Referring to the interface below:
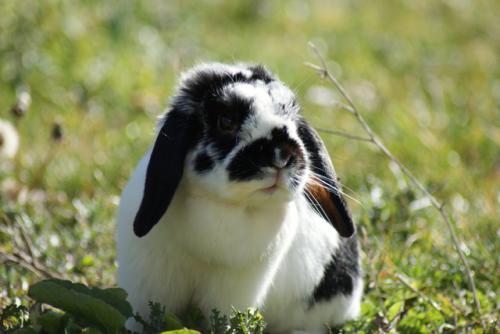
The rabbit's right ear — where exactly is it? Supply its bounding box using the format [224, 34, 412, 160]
[297, 118, 355, 238]
[133, 109, 198, 237]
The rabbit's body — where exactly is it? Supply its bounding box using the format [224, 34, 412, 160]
[116, 63, 362, 333]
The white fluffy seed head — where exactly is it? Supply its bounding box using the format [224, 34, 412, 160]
[0, 119, 19, 159]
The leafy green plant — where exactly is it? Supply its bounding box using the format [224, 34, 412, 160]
[209, 309, 266, 334]
[28, 279, 132, 333]
[133, 301, 267, 334]
[1, 279, 268, 334]
[0, 304, 30, 332]
[133, 301, 190, 334]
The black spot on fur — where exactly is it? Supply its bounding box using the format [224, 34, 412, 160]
[271, 127, 290, 142]
[297, 118, 324, 169]
[227, 127, 304, 181]
[227, 138, 272, 180]
[194, 152, 215, 173]
[180, 71, 249, 104]
[311, 236, 360, 304]
[248, 65, 274, 83]
[204, 93, 254, 158]
[178, 65, 273, 106]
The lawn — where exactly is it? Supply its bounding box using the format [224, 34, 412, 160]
[0, 0, 498, 333]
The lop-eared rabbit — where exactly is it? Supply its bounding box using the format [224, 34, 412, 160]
[116, 63, 362, 333]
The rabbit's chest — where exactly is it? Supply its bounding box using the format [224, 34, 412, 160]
[163, 193, 298, 267]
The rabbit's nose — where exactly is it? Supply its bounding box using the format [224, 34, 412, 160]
[273, 147, 293, 169]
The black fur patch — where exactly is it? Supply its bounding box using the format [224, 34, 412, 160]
[194, 152, 215, 173]
[297, 118, 326, 171]
[248, 65, 274, 83]
[179, 65, 274, 105]
[227, 127, 304, 181]
[227, 138, 273, 180]
[204, 93, 254, 159]
[311, 236, 360, 304]
[180, 70, 249, 104]
[271, 127, 290, 143]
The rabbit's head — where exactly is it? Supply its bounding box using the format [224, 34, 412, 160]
[133, 63, 354, 238]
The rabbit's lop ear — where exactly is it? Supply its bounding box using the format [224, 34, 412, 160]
[133, 109, 197, 237]
[298, 118, 355, 238]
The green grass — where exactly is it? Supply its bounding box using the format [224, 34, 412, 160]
[1, 0, 498, 332]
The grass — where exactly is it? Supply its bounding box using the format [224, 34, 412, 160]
[1, 0, 499, 332]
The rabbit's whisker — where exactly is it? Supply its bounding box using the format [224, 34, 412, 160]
[308, 173, 361, 205]
[308, 165, 361, 198]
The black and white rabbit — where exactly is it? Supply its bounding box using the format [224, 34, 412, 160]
[116, 63, 362, 333]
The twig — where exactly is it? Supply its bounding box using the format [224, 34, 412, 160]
[17, 215, 35, 260]
[395, 273, 444, 314]
[0, 250, 55, 279]
[316, 128, 372, 142]
[0, 214, 60, 280]
[306, 42, 484, 328]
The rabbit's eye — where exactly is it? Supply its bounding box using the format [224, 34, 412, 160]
[218, 114, 238, 133]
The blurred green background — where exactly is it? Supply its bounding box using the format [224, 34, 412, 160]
[1, 0, 498, 332]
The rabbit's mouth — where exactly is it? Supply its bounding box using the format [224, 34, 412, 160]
[257, 168, 297, 196]
[260, 169, 281, 194]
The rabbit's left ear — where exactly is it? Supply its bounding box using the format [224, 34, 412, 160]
[133, 109, 198, 237]
[297, 118, 355, 238]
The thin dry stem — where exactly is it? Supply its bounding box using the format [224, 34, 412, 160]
[18, 216, 35, 260]
[0, 250, 56, 279]
[0, 214, 59, 280]
[307, 42, 484, 327]
[316, 128, 372, 142]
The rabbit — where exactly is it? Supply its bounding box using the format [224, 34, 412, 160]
[116, 63, 362, 333]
